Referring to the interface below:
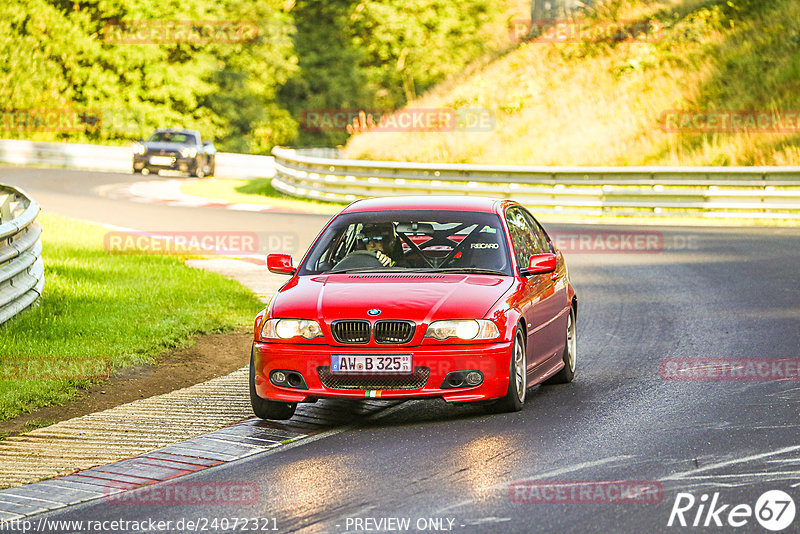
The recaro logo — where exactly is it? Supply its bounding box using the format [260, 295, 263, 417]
[668, 490, 796, 531]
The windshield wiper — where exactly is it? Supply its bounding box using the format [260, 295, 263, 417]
[327, 267, 399, 274]
[409, 267, 510, 276]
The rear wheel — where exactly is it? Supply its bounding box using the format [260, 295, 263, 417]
[544, 307, 576, 385]
[249, 347, 296, 420]
[488, 327, 527, 413]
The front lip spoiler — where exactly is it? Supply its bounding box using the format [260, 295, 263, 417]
[262, 385, 496, 403]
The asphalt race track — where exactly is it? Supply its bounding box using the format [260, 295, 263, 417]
[0, 167, 330, 254]
[3, 166, 800, 533]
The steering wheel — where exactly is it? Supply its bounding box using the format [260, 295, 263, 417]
[330, 250, 383, 272]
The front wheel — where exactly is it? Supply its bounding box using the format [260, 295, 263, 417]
[487, 327, 527, 413]
[544, 307, 576, 385]
[249, 347, 296, 420]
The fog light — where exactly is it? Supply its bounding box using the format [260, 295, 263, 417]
[447, 375, 464, 388]
[442, 370, 484, 389]
[465, 371, 483, 385]
[269, 370, 309, 389]
[287, 374, 302, 388]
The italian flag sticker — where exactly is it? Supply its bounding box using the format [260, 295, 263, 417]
[365, 390, 382, 398]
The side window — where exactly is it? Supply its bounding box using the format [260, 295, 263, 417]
[506, 208, 543, 269]
[521, 209, 551, 252]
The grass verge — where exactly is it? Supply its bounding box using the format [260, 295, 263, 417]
[0, 213, 263, 421]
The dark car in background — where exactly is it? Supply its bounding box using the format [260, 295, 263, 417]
[132, 128, 216, 177]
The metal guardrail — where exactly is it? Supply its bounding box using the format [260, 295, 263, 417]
[0, 139, 275, 179]
[3, 139, 798, 219]
[0, 184, 43, 325]
[271, 147, 800, 219]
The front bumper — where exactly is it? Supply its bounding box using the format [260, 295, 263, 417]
[252, 341, 513, 403]
[133, 154, 197, 172]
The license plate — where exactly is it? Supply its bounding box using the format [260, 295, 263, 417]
[149, 156, 173, 165]
[331, 354, 412, 374]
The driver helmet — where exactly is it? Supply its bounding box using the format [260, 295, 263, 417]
[357, 222, 396, 247]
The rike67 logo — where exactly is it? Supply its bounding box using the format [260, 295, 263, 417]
[668, 490, 796, 531]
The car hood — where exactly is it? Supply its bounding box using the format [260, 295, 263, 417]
[271, 273, 514, 324]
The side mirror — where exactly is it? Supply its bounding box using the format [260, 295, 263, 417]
[267, 254, 295, 275]
[522, 253, 557, 275]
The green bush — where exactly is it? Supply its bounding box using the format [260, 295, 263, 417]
[0, 0, 517, 152]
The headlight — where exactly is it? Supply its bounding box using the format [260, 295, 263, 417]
[424, 319, 500, 341]
[180, 147, 198, 158]
[261, 318, 322, 340]
[133, 143, 145, 155]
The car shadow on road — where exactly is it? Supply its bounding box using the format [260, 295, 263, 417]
[352, 384, 566, 430]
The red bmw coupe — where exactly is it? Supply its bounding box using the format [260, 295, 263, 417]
[250, 197, 577, 419]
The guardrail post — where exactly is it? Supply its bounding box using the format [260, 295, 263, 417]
[0, 193, 13, 223]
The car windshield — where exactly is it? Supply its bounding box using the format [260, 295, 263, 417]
[299, 209, 512, 276]
[147, 132, 197, 144]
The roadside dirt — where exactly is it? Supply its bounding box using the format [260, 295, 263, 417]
[0, 330, 252, 437]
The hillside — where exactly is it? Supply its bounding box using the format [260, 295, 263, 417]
[343, 0, 800, 166]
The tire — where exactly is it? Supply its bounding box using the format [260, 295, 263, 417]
[193, 165, 205, 178]
[249, 347, 296, 420]
[544, 306, 577, 385]
[488, 326, 527, 413]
